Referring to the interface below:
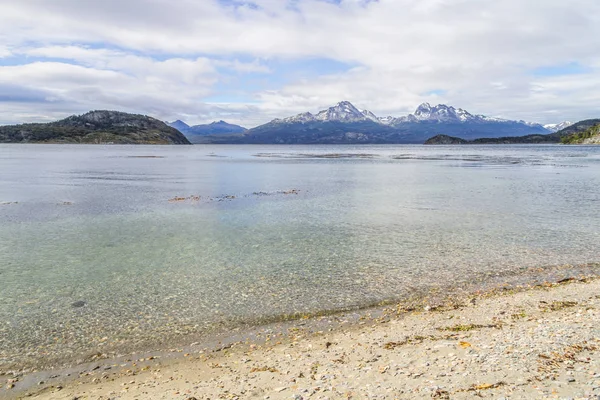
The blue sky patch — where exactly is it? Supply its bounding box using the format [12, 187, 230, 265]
[531, 62, 590, 77]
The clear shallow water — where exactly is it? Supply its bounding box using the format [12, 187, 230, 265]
[1, 144, 599, 370]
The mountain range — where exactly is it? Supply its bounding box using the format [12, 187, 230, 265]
[167, 120, 247, 143]
[194, 101, 572, 144]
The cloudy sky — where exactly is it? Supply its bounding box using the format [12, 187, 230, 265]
[1, 0, 599, 127]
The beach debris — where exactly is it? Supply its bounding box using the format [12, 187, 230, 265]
[168, 196, 187, 203]
[539, 300, 578, 312]
[468, 382, 506, 391]
[249, 366, 278, 373]
[459, 341, 472, 348]
[538, 342, 598, 375]
[384, 340, 407, 350]
[383, 333, 457, 349]
[439, 323, 502, 332]
[214, 343, 233, 352]
[0, 201, 18, 205]
[432, 388, 450, 399]
[5, 378, 19, 390]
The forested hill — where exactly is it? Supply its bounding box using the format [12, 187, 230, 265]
[0, 111, 191, 144]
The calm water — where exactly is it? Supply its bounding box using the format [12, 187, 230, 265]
[1, 144, 599, 369]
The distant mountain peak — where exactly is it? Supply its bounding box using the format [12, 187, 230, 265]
[408, 103, 477, 123]
[544, 121, 573, 133]
[279, 112, 316, 124]
[360, 109, 380, 122]
[315, 101, 370, 123]
[168, 119, 191, 132]
[336, 100, 355, 108]
[167, 119, 246, 139]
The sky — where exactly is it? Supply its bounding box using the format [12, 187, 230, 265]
[0, 0, 599, 128]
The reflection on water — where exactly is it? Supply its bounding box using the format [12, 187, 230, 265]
[0, 143, 599, 369]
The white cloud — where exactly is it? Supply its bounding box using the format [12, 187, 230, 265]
[0, 46, 11, 58]
[0, 0, 599, 126]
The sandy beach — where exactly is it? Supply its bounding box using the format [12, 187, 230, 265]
[4, 276, 599, 400]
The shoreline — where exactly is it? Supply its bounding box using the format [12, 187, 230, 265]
[2, 263, 599, 373]
[2, 264, 600, 399]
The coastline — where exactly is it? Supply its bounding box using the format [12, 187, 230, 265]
[3, 265, 600, 399]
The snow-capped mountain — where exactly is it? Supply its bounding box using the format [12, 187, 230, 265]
[360, 109, 380, 123]
[387, 103, 549, 129]
[277, 112, 317, 124]
[385, 103, 490, 125]
[273, 101, 537, 127]
[406, 103, 478, 123]
[274, 101, 376, 124]
[544, 121, 573, 133]
[377, 116, 395, 125]
[230, 100, 564, 144]
[315, 101, 371, 123]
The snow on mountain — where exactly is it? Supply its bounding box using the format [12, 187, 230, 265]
[544, 121, 573, 133]
[407, 103, 478, 123]
[360, 109, 380, 123]
[267, 101, 552, 134]
[276, 112, 316, 124]
[315, 101, 370, 123]
[455, 107, 477, 122]
[377, 116, 395, 125]
[518, 120, 546, 129]
[478, 115, 508, 123]
[273, 102, 375, 124]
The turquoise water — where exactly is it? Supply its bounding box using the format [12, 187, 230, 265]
[1, 144, 599, 370]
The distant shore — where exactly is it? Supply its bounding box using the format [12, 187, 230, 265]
[4, 267, 600, 399]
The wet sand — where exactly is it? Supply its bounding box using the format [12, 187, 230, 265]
[4, 275, 600, 399]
